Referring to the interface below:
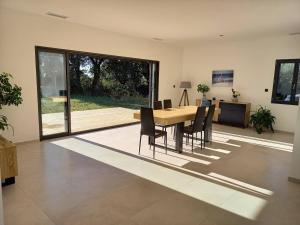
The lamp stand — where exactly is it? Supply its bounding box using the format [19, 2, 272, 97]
[179, 89, 189, 106]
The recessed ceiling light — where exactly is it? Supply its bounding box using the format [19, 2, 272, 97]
[46, 11, 68, 19]
[289, 32, 300, 36]
[152, 37, 164, 41]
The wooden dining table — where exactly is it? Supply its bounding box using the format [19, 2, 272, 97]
[133, 105, 220, 153]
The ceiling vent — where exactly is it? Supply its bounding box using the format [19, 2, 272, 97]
[46, 11, 68, 19]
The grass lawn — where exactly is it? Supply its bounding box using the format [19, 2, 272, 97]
[41, 95, 148, 114]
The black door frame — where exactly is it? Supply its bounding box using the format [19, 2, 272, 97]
[35, 47, 70, 140]
[35, 46, 159, 140]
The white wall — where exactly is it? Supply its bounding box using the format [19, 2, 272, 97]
[1, 7, 299, 142]
[290, 103, 300, 180]
[0, 8, 183, 143]
[182, 35, 300, 132]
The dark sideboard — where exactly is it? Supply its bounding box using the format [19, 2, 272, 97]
[219, 101, 251, 128]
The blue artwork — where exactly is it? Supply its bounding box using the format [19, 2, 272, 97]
[212, 70, 234, 87]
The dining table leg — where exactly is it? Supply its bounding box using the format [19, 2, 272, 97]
[175, 122, 184, 153]
[205, 124, 212, 142]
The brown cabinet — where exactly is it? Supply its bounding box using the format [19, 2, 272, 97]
[0, 136, 18, 186]
[219, 101, 251, 128]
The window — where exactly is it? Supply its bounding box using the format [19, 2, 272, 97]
[36, 46, 159, 139]
[272, 59, 300, 105]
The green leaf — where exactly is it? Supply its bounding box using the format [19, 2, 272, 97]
[0, 72, 22, 133]
[250, 106, 276, 134]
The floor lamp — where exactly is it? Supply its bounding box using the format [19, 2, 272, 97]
[179, 81, 191, 106]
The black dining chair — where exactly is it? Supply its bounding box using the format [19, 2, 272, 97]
[183, 106, 206, 152]
[202, 104, 216, 148]
[154, 100, 171, 135]
[154, 101, 163, 110]
[139, 107, 167, 158]
[163, 99, 172, 109]
[163, 99, 175, 136]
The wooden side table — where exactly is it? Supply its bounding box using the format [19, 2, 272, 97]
[0, 136, 18, 186]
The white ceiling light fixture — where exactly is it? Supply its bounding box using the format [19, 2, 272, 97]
[152, 37, 164, 41]
[289, 32, 300, 36]
[46, 11, 68, 19]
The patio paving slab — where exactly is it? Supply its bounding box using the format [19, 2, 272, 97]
[42, 107, 139, 135]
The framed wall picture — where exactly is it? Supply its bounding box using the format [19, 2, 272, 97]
[212, 70, 234, 87]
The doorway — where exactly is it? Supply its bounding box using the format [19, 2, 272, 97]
[36, 47, 159, 140]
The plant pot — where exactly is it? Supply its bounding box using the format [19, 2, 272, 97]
[201, 94, 210, 106]
[232, 97, 238, 103]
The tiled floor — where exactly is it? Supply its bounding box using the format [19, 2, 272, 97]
[2, 124, 300, 225]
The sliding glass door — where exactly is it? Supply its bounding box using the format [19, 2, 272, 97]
[37, 50, 69, 137]
[69, 53, 153, 132]
[36, 47, 159, 139]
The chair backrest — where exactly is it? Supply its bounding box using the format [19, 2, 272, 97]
[204, 104, 216, 130]
[163, 99, 172, 109]
[153, 101, 162, 110]
[192, 106, 206, 132]
[140, 107, 155, 136]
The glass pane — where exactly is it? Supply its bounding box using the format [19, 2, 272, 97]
[38, 51, 68, 136]
[68, 53, 151, 132]
[296, 63, 300, 103]
[275, 63, 295, 102]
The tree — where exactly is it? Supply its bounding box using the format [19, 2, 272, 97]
[102, 59, 149, 97]
[69, 54, 85, 95]
[89, 57, 105, 96]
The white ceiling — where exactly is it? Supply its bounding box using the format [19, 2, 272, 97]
[1, 0, 300, 44]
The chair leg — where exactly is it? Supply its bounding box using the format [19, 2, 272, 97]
[200, 132, 203, 149]
[204, 132, 206, 148]
[165, 134, 168, 154]
[153, 138, 155, 158]
[139, 135, 142, 154]
[192, 133, 194, 153]
[173, 126, 176, 140]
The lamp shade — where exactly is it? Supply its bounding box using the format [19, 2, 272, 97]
[180, 81, 191, 89]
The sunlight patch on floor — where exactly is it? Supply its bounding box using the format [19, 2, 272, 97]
[52, 138, 268, 220]
[208, 172, 273, 196]
[205, 146, 231, 154]
[212, 138, 241, 147]
[191, 152, 221, 160]
[78, 134, 211, 167]
[213, 131, 293, 152]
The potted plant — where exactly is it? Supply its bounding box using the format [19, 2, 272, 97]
[250, 106, 276, 134]
[232, 89, 240, 102]
[197, 84, 210, 98]
[0, 72, 22, 185]
[197, 84, 210, 106]
[0, 72, 23, 135]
